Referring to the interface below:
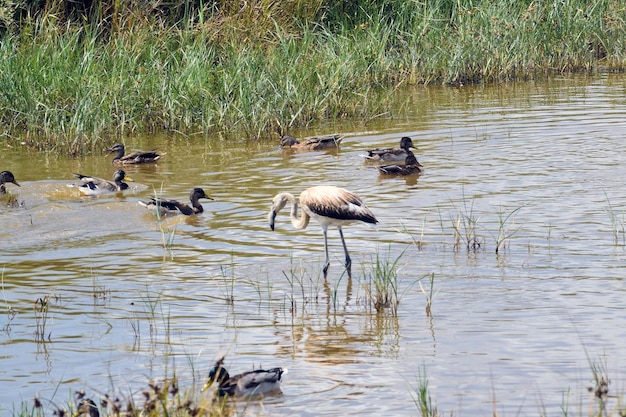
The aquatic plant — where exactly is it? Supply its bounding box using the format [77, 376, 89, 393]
[418, 273, 438, 318]
[362, 247, 405, 316]
[1, 0, 625, 154]
[449, 194, 482, 252]
[410, 365, 439, 417]
[26, 378, 232, 417]
[603, 190, 625, 246]
[491, 205, 524, 254]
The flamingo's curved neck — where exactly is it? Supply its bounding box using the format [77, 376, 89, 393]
[285, 193, 310, 230]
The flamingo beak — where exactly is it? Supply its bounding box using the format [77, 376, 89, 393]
[269, 209, 277, 230]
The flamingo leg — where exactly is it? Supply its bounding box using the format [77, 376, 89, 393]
[322, 229, 330, 279]
[338, 228, 352, 278]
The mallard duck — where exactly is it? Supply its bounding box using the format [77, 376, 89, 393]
[202, 357, 287, 397]
[73, 170, 134, 195]
[280, 134, 343, 151]
[74, 398, 99, 417]
[378, 152, 423, 175]
[0, 171, 20, 194]
[138, 187, 212, 216]
[106, 143, 161, 165]
[364, 136, 416, 162]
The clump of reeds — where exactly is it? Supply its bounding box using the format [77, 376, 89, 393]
[31, 378, 231, 417]
[410, 366, 439, 417]
[2, 1, 626, 154]
[362, 248, 404, 316]
[418, 273, 438, 318]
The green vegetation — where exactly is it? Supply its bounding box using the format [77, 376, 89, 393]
[0, 0, 625, 155]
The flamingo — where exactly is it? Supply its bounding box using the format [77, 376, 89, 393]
[268, 185, 377, 279]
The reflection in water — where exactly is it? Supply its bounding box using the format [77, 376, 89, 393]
[3, 74, 626, 415]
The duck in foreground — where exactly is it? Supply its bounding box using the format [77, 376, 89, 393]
[280, 134, 343, 151]
[202, 357, 287, 397]
[378, 152, 423, 176]
[138, 187, 212, 216]
[269, 185, 378, 279]
[364, 136, 416, 162]
[0, 171, 20, 194]
[106, 143, 161, 165]
[72, 170, 133, 195]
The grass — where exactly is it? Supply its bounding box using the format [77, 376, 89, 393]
[418, 273, 438, 318]
[603, 190, 625, 246]
[411, 365, 439, 417]
[449, 194, 482, 252]
[361, 247, 406, 316]
[491, 205, 525, 254]
[26, 377, 233, 417]
[0, 0, 625, 154]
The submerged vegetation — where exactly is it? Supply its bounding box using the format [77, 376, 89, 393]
[0, 0, 625, 154]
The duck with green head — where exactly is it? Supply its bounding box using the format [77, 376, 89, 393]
[202, 357, 287, 397]
[378, 152, 423, 176]
[72, 170, 134, 195]
[364, 136, 417, 162]
[0, 171, 20, 195]
[138, 188, 212, 216]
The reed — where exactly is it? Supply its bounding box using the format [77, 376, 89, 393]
[492, 205, 524, 254]
[362, 247, 405, 316]
[603, 191, 625, 246]
[410, 365, 439, 417]
[0, 0, 625, 154]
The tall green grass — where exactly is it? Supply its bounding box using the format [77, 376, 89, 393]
[1, 0, 625, 154]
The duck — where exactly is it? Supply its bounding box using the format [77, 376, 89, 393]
[364, 136, 416, 162]
[138, 187, 212, 216]
[202, 357, 287, 397]
[72, 170, 134, 195]
[378, 152, 423, 175]
[280, 134, 343, 151]
[0, 171, 20, 194]
[106, 143, 161, 165]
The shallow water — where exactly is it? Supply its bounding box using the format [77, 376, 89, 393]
[2, 73, 626, 415]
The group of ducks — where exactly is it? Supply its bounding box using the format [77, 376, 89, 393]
[3, 135, 421, 401]
[281, 134, 423, 176]
[69, 144, 212, 215]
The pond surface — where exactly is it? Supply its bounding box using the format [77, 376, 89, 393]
[2, 73, 626, 416]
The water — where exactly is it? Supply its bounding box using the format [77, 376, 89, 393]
[2, 73, 626, 416]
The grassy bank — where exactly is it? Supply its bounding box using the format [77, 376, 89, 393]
[0, 0, 625, 155]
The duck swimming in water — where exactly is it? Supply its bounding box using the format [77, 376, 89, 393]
[378, 152, 423, 176]
[0, 171, 20, 194]
[202, 357, 287, 397]
[72, 170, 133, 195]
[280, 134, 343, 151]
[106, 143, 162, 165]
[138, 187, 212, 216]
[364, 136, 416, 162]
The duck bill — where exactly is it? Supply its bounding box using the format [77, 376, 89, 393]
[12, 180, 20, 187]
[201, 381, 213, 392]
[124, 176, 135, 182]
